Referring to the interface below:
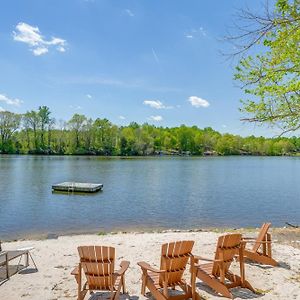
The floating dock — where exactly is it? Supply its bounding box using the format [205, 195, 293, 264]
[52, 182, 103, 193]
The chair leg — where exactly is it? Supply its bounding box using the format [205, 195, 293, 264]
[141, 274, 147, 295]
[78, 291, 83, 300]
[182, 283, 193, 299]
[114, 280, 123, 300]
[77, 264, 82, 300]
[122, 275, 126, 293]
[78, 289, 88, 300]
[226, 272, 256, 294]
[163, 281, 168, 298]
[190, 259, 197, 300]
[26, 252, 29, 268]
[267, 233, 272, 258]
[110, 290, 116, 300]
[28, 252, 38, 270]
[242, 279, 256, 293]
[16, 255, 22, 272]
[5, 253, 9, 279]
[146, 278, 168, 300]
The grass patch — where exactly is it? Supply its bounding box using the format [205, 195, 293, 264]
[210, 228, 237, 233]
[290, 273, 300, 282]
[255, 288, 272, 295]
[98, 231, 107, 236]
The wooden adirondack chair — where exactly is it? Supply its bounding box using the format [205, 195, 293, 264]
[193, 234, 255, 299]
[71, 246, 130, 300]
[242, 223, 277, 266]
[137, 240, 195, 300]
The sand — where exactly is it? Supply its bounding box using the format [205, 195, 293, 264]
[0, 230, 300, 300]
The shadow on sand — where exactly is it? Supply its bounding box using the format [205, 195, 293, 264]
[195, 282, 264, 299]
[86, 292, 138, 300]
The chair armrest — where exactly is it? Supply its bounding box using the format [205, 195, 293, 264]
[137, 261, 166, 273]
[194, 255, 214, 263]
[0, 251, 8, 257]
[243, 239, 271, 245]
[115, 260, 130, 276]
[71, 266, 79, 276]
[212, 259, 224, 264]
[195, 258, 223, 269]
[255, 240, 272, 244]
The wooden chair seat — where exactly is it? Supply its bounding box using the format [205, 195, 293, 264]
[147, 271, 187, 289]
[195, 263, 213, 274]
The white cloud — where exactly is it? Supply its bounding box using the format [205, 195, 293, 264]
[119, 115, 126, 120]
[143, 100, 173, 109]
[124, 9, 134, 17]
[185, 27, 207, 39]
[0, 106, 5, 112]
[144, 100, 164, 109]
[222, 124, 227, 128]
[13, 22, 67, 56]
[86, 94, 92, 99]
[185, 34, 194, 39]
[57, 46, 66, 52]
[49, 37, 65, 45]
[198, 27, 207, 36]
[13, 23, 42, 46]
[148, 115, 163, 122]
[0, 94, 23, 106]
[33, 47, 48, 56]
[152, 48, 160, 64]
[188, 96, 210, 108]
[69, 105, 82, 110]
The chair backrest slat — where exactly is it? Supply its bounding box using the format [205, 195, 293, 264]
[159, 240, 194, 286]
[252, 223, 271, 253]
[212, 234, 242, 276]
[78, 246, 115, 290]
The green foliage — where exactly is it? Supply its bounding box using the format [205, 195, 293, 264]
[0, 111, 21, 153]
[38, 106, 53, 149]
[1, 108, 300, 156]
[235, 0, 300, 134]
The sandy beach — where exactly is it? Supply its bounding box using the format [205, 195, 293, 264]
[0, 229, 300, 300]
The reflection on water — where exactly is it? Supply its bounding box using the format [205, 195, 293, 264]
[0, 155, 299, 239]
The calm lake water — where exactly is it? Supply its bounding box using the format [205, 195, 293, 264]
[0, 155, 299, 240]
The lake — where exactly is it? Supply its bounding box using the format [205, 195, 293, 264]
[0, 155, 299, 240]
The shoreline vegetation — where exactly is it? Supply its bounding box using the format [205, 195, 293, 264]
[1, 107, 300, 157]
[4, 227, 300, 249]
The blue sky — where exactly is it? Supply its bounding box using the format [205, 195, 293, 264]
[0, 0, 274, 136]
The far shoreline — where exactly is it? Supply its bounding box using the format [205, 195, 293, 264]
[1, 153, 300, 157]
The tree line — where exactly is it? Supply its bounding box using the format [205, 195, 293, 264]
[0, 106, 299, 156]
